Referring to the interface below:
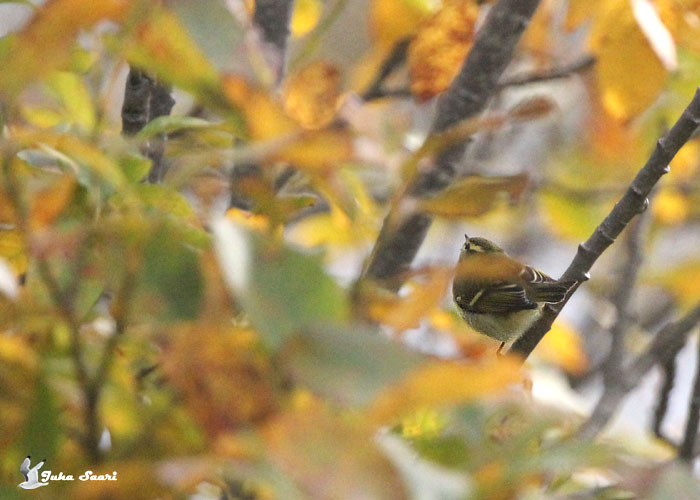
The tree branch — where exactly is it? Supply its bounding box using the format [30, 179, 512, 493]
[511, 87, 700, 358]
[253, 0, 295, 85]
[363, 0, 542, 288]
[578, 303, 700, 439]
[121, 67, 175, 183]
[680, 337, 700, 461]
[496, 55, 595, 88]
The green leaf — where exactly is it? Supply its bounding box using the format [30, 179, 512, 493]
[21, 371, 60, 465]
[280, 325, 422, 406]
[213, 220, 349, 350]
[170, 0, 243, 70]
[120, 153, 151, 183]
[143, 227, 203, 320]
[135, 184, 198, 222]
[136, 116, 217, 141]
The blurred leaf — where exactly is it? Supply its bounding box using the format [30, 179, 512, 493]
[589, 0, 670, 121]
[369, 358, 522, 425]
[650, 260, 700, 308]
[370, 0, 433, 49]
[0, 0, 130, 97]
[46, 71, 95, 132]
[29, 174, 75, 230]
[21, 371, 59, 464]
[143, 226, 203, 320]
[533, 320, 589, 375]
[419, 174, 528, 218]
[162, 325, 277, 436]
[291, 0, 322, 37]
[136, 116, 217, 141]
[213, 219, 349, 350]
[0, 230, 26, 275]
[134, 184, 198, 223]
[652, 186, 689, 225]
[169, 0, 243, 69]
[120, 153, 151, 184]
[283, 61, 342, 129]
[262, 397, 408, 499]
[539, 187, 614, 241]
[642, 462, 700, 499]
[364, 267, 452, 332]
[408, 0, 479, 101]
[280, 325, 423, 407]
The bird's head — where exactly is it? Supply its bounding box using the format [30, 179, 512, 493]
[460, 235, 504, 258]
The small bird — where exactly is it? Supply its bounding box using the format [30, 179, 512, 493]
[453, 236, 575, 347]
[18, 456, 48, 489]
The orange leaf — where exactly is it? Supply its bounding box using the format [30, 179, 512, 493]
[284, 61, 342, 129]
[30, 175, 75, 230]
[534, 321, 589, 375]
[370, 0, 434, 49]
[366, 267, 452, 332]
[419, 174, 528, 218]
[369, 358, 522, 425]
[407, 0, 480, 101]
[0, 0, 131, 97]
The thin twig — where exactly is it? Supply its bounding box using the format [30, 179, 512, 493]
[652, 342, 682, 441]
[362, 38, 411, 101]
[496, 55, 595, 88]
[680, 337, 700, 460]
[363, 0, 543, 288]
[253, 0, 295, 85]
[512, 87, 700, 359]
[579, 303, 700, 439]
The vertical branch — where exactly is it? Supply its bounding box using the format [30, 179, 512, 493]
[512, 88, 700, 359]
[363, 0, 542, 288]
[230, 0, 295, 209]
[652, 344, 682, 440]
[680, 338, 700, 461]
[121, 67, 175, 183]
[253, 0, 295, 86]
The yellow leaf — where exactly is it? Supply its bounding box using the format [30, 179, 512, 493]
[370, 0, 434, 49]
[20, 106, 63, 129]
[650, 260, 700, 308]
[284, 61, 342, 129]
[223, 74, 297, 140]
[419, 174, 528, 218]
[653, 187, 689, 225]
[566, 0, 595, 31]
[0, 0, 131, 97]
[46, 71, 96, 132]
[281, 128, 353, 171]
[408, 0, 480, 101]
[539, 188, 613, 241]
[369, 358, 522, 424]
[589, 0, 668, 121]
[657, 0, 700, 54]
[669, 139, 700, 180]
[0, 230, 27, 275]
[121, 8, 220, 96]
[291, 0, 322, 37]
[366, 267, 452, 332]
[0, 334, 38, 372]
[534, 321, 589, 375]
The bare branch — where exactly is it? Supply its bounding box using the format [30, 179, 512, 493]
[512, 88, 700, 358]
[253, 0, 295, 85]
[579, 303, 700, 439]
[363, 0, 542, 287]
[680, 338, 700, 460]
[497, 55, 595, 88]
[121, 67, 175, 183]
[653, 344, 682, 441]
[362, 38, 411, 101]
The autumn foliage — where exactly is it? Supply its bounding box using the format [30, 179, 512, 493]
[2, 0, 700, 499]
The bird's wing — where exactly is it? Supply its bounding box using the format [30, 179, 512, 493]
[462, 283, 537, 314]
[28, 459, 45, 482]
[20, 457, 30, 481]
[520, 267, 575, 304]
